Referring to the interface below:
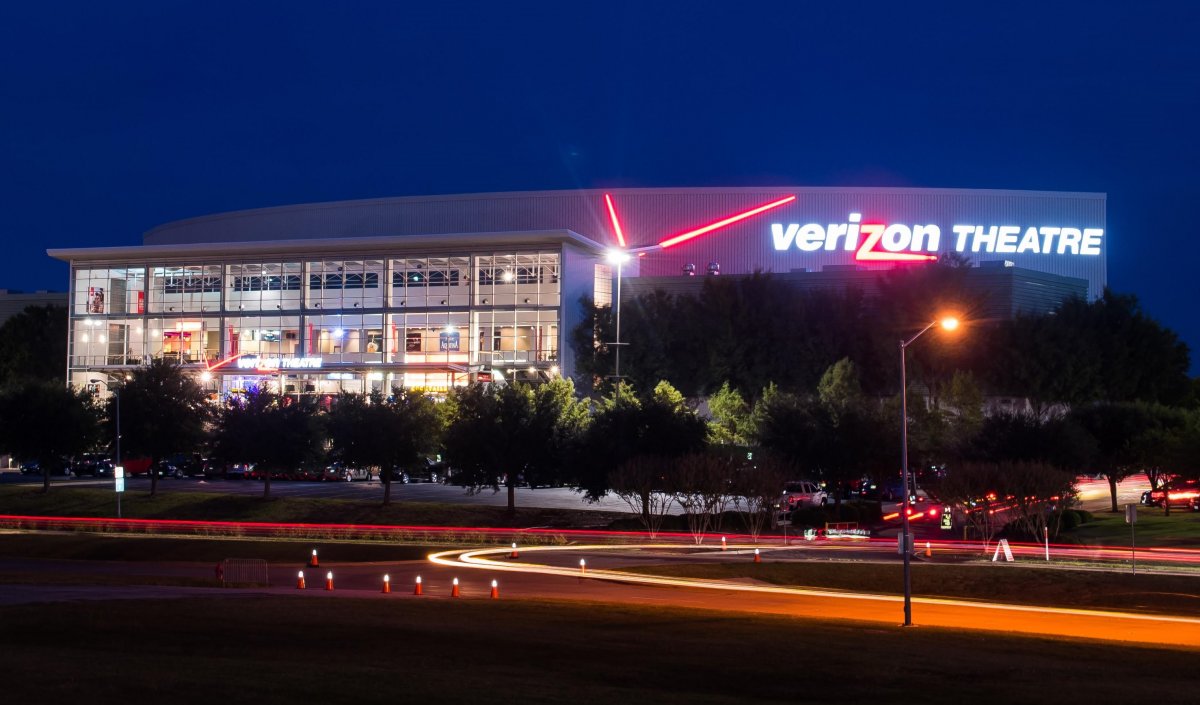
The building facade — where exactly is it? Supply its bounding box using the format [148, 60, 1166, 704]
[49, 187, 1105, 395]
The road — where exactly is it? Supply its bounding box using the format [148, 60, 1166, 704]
[1075, 473, 1150, 512]
[1, 546, 1196, 649]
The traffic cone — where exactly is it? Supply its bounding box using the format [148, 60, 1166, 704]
[325, 571, 334, 591]
[451, 578, 460, 597]
[296, 571, 306, 590]
[579, 559, 587, 574]
[925, 541, 932, 558]
[382, 574, 391, 594]
[721, 536, 727, 551]
[309, 549, 319, 567]
[510, 542, 519, 559]
[754, 548, 761, 563]
[413, 576, 423, 596]
[490, 580, 499, 599]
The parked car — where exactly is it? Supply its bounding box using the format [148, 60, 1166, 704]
[69, 453, 115, 477]
[781, 481, 828, 508]
[324, 463, 371, 482]
[403, 457, 446, 484]
[224, 463, 254, 479]
[158, 453, 208, 479]
[293, 465, 325, 482]
[21, 458, 72, 476]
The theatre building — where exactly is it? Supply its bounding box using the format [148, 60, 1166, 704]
[49, 187, 1105, 396]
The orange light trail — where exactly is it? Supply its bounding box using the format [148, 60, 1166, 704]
[429, 544, 1200, 647]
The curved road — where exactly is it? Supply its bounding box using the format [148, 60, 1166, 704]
[432, 544, 1200, 648]
[2, 542, 1196, 649]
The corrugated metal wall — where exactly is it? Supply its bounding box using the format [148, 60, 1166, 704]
[145, 187, 1106, 299]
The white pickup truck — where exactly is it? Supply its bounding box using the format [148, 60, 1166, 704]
[781, 480, 828, 508]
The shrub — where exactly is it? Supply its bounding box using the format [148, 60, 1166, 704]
[1059, 510, 1081, 531]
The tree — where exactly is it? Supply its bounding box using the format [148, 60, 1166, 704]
[962, 411, 1094, 473]
[577, 381, 708, 501]
[1069, 402, 1160, 512]
[608, 455, 676, 538]
[673, 452, 737, 543]
[111, 359, 210, 497]
[211, 388, 274, 495]
[936, 461, 1008, 549]
[1127, 405, 1193, 516]
[0, 305, 68, 386]
[259, 400, 325, 500]
[906, 370, 986, 472]
[730, 453, 792, 541]
[569, 295, 615, 392]
[983, 291, 1191, 407]
[527, 378, 589, 489]
[327, 389, 442, 505]
[0, 381, 101, 492]
[443, 382, 576, 512]
[813, 359, 894, 515]
[708, 382, 752, 446]
[211, 388, 325, 500]
[753, 366, 893, 518]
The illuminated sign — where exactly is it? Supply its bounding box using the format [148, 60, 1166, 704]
[771, 213, 1103, 262]
[439, 331, 460, 352]
[235, 356, 324, 371]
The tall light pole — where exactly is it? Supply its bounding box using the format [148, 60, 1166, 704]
[90, 374, 131, 466]
[899, 315, 959, 627]
[605, 249, 631, 382]
[90, 373, 131, 518]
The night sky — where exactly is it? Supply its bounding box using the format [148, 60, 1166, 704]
[2, 2, 1197, 372]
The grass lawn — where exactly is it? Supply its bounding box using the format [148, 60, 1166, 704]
[624, 561, 1200, 617]
[1067, 505, 1200, 547]
[0, 485, 624, 529]
[0, 596, 1192, 705]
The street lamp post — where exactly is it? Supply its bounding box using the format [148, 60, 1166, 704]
[898, 315, 959, 627]
[605, 249, 631, 381]
[90, 373, 131, 518]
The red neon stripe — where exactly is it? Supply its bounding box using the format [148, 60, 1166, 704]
[604, 193, 627, 248]
[206, 353, 245, 371]
[658, 195, 796, 249]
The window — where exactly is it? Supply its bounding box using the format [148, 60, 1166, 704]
[392, 269, 458, 287]
[233, 275, 301, 292]
[309, 272, 380, 290]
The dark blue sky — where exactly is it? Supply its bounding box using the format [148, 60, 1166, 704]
[2, 2, 1197, 372]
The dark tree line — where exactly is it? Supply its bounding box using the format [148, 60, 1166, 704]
[571, 263, 1193, 409]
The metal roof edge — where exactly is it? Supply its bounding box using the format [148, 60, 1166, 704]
[143, 187, 1107, 238]
[49, 229, 605, 262]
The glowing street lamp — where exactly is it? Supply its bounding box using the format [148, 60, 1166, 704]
[606, 248, 632, 381]
[898, 315, 961, 626]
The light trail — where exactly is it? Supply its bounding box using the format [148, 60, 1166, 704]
[4, 514, 1200, 569]
[430, 544, 1200, 625]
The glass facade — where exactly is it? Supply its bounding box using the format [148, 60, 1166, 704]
[67, 250, 563, 395]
